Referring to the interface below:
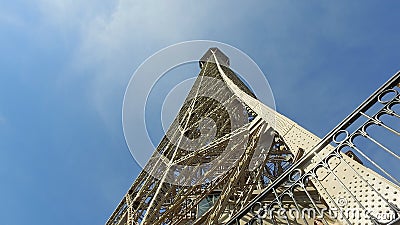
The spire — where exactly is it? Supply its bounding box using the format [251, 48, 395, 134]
[199, 47, 230, 69]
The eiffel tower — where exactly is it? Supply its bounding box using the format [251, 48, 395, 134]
[106, 48, 400, 225]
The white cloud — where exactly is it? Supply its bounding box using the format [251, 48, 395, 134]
[37, 0, 115, 28]
[33, 0, 384, 133]
[66, 0, 231, 128]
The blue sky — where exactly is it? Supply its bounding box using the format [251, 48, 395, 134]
[0, 1, 399, 225]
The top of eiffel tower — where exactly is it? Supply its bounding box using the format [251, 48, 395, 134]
[199, 47, 230, 69]
[198, 47, 257, 99]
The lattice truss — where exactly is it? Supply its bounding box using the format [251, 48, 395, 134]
[107, 48, 400, 225]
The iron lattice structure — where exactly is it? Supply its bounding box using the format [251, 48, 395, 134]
[107, 48, 400, 225]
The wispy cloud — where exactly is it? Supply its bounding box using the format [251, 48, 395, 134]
[33, 0, 399, 137]
[64, 0, 229, 128]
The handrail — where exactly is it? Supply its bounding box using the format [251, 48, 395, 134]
[226, 71, 400, 224]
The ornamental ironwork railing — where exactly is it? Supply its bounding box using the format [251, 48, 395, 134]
[227, 72, 400, 225]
